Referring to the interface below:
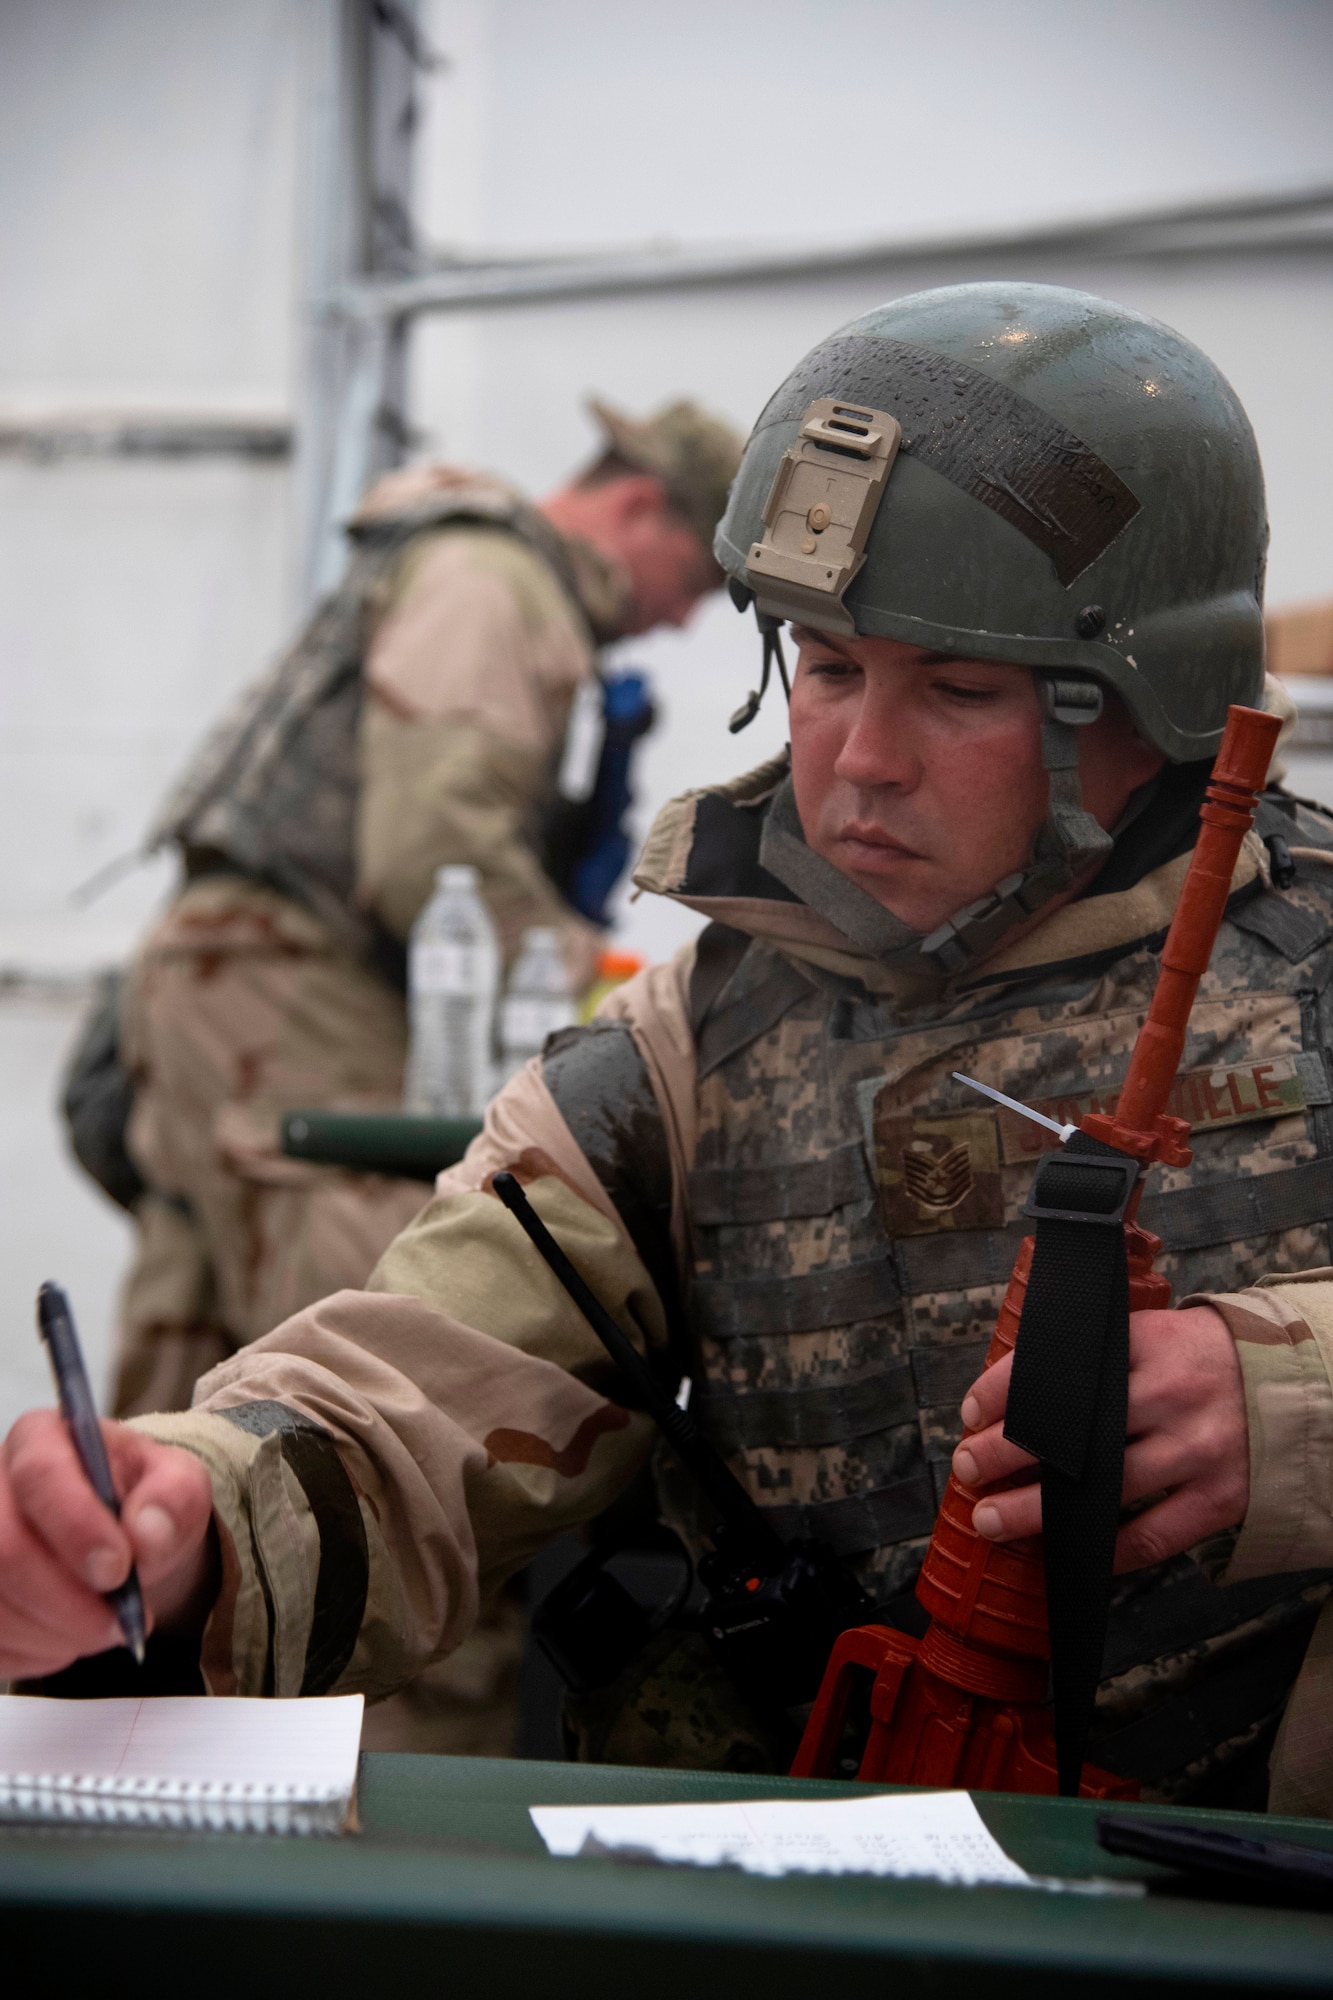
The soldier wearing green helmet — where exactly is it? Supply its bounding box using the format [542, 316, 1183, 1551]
[715, 279, 1271, 970]
[6, 283, 1333, 1820]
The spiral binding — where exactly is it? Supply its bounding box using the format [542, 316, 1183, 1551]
[0, 1773, 351, 1835]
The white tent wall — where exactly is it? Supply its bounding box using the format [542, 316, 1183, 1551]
[427, 0, 1333, 254]
[0, 0, 306, 1421]
[0, 0, 1330, 1420]
[0, 0, 304, 972]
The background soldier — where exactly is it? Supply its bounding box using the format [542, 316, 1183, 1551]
[13, 284, 1333, 1814]
[75, 397, 740, 1422]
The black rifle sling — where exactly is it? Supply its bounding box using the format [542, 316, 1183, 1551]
[1003, 1130, 1136, 1797]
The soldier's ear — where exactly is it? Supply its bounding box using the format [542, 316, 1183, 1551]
[607, 472, 671, 525]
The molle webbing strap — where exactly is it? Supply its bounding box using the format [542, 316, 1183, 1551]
[910, 1338, 991, 1409]
[759, 1470, 940, 1557]
[217, 1401, 369, 1697]
[689, 1141, 873, 1225]
[688, 922, 752, 1037]
[884, 1149, 1333, 1300]
[694, 1332, 992, 1473]
[1255, 792, 1333, 846]
[690, 1252, 900, 1340]
[896, 1225, 1027, 1297]
[758, 335, 1141, 584]
[1229, 892, 1333, 964]
[1092, 1596, 1329, 1783]
[695, 947, 815, 1082]
[1101, 1563, 1333, 1682]
[1141, 1154, 1333, 1252]
[1002, 1133, 1135, 1797]
[700, 1342, 993, 1452]
[697, 1362, 917, 1452]
[689, 1150, 1333, 1373]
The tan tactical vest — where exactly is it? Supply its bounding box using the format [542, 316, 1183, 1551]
[147, 485, 589, 957]
[683, 813, 1333, 1805]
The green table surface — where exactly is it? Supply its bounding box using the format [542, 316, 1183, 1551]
[2, 1755, 1332, 1998]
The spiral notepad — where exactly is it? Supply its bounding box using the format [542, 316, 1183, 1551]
[0, 1693, 364, 1835]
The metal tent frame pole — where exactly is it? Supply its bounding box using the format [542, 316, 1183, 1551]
[326, 181, 1333, 325]
[297, 0, 437, 606]
[294, 11, 1331, 613]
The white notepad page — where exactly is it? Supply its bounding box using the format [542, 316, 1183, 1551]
[531, 1789, 1031, 1885]
[0, 1694, 364, 1834]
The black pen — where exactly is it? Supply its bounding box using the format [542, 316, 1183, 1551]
[36, 1281, 146, 1664]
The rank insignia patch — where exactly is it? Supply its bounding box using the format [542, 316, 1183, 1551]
[902, 1137, 974, 1212]
[870, 1103, 1004, 1237]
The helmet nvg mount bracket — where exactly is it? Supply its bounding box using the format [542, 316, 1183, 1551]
[744, 398, 903, 635]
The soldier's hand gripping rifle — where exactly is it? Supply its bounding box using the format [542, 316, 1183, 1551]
[492, 1171, 873, 1710]
[792, 703, 1281, 1797]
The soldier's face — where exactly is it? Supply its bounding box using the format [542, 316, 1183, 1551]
[789, 628, 1164, 934]
[555, 471, 718, 634]
[615, 508, 719, 634]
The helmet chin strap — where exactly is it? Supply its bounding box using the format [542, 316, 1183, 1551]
[917, 676, 1112, 974]
[751, 627, 1114, 976]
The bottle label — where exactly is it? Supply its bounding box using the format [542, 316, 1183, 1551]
[501, 997, 576, 1050]
[411, 942, 478, 996]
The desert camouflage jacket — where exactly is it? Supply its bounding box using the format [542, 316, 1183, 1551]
[138, 748, 1333, 1812]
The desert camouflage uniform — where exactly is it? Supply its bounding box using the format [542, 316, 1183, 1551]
[119, 399, 744, 1408]
[119, 470, 625, 1417]
[135, 733, 1333, 1811]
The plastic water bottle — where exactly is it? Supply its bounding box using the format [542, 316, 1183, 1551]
[404, 865, 499, 1116]
[498, 927, 576, 1084]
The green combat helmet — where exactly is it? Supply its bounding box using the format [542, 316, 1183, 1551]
[715, 281, 1269, 971]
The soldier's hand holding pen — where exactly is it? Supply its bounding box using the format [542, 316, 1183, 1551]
[0, 1411, 216, 1680]
[952, 1303, 1250, 1573]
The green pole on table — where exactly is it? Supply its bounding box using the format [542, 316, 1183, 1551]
[280, 1110, 483, 1182]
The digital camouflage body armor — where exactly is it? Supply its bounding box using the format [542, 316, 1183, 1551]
[545, 764, 1333, 1806]
[148, 483, 592, 956]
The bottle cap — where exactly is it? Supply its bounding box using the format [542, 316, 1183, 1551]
[437, 863, 480, 891]
[597, 950, 644, 981]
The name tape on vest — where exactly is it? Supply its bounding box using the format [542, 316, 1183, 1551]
[997, 1052, 1324, 1164]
